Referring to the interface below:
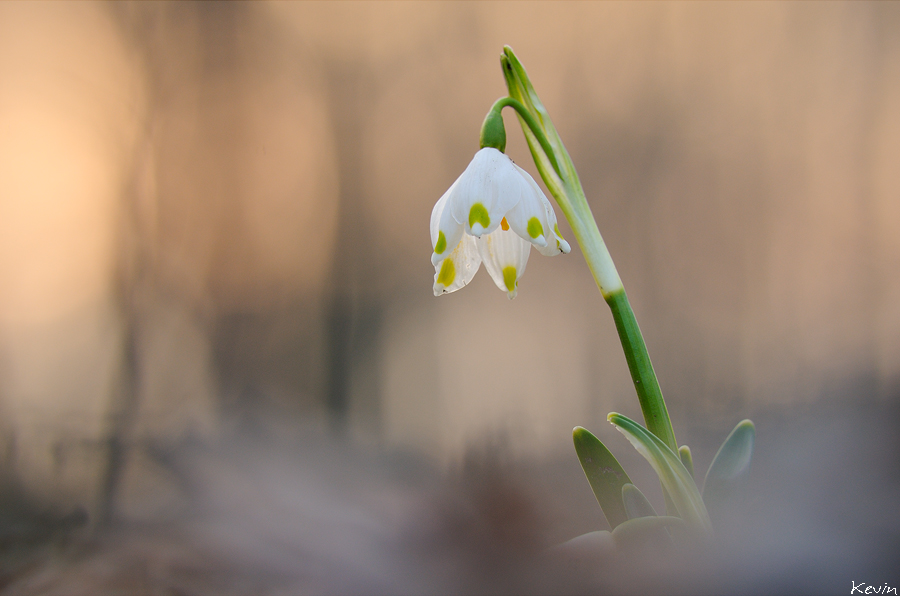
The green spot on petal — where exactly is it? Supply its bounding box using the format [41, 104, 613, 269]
[468, 203, 490, 230]
[527, 217, 544, 239]
[502, 266, 517, 292]
[435, 230, 447, 254]
[437, 258, 456, 287]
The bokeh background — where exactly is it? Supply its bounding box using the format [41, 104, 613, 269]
[1, 2, 899, 593]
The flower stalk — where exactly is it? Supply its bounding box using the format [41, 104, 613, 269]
[497, 46, 677, 453]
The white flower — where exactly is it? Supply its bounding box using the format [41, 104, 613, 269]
[431, 147, 571, 299]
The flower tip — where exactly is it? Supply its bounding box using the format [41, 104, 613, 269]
[558, 238, 571, 254]
[506, 288, 517, 300]
[433, 282, 444, 297]
[431, 252, 443, 266]
[533, 234, 548, 248]
[471, 222, 485, 237]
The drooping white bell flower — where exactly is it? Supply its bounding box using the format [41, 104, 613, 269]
[431, 147, 570, 299]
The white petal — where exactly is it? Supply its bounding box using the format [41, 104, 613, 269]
[476, 227, 531, 299]
[449, 148, 522, 238]
[507, 165, 571, 257]
[433, 234, 482, 296]
[505, 163, 552, 249]
[536, 195, 572, 257]
[431, 180, 465, 265]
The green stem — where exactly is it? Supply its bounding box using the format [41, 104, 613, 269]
[496, 47, 676, 451]
[488, 97, 562, 179]
[510, 117, 673, 450]
[499, 44, 681, 514]
[500, 96, 674, 449]
[606, 289, 677, 453]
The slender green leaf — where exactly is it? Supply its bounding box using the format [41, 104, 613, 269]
[622, 483, 657, 520]
[608, 413, 712, 536]
[573, 426, 632, 530]
[703, 419, 755, 516]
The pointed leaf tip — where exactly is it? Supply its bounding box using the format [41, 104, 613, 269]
[702, 419, 755, 520]
[679, 445, 695, 479]
[704, 419, 755, 490]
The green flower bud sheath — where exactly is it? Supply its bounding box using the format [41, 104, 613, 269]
[479, 107, 507, 152]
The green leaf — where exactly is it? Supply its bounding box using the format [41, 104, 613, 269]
[622, 483, 657, 520]
[702, 419, 755, 516]
[607, 413, 712, 537]
[573, 426, 632, 530]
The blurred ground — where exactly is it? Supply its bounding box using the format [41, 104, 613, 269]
[2, 401, 898, 595]
[0, 2, 898, 593]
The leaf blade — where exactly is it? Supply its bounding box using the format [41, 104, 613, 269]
[703, 419, 755, 517]
[622, 483, 657, 520]
[607, 413, 712, 537]
[573, 426, 632, 530]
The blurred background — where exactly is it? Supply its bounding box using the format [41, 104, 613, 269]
[1, 2, 899, 593]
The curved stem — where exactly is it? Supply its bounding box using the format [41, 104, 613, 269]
[488, 97, 562, 179]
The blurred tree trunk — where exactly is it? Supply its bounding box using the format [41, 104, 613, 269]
[322, 61, 382, 434]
